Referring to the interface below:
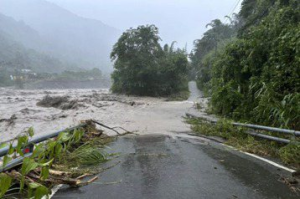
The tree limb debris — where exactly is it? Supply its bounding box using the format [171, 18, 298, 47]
[6, 168, 98, 188]
[92, 120, 132, 135]
[0, 120, 124, 197]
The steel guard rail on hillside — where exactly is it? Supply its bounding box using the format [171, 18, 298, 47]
[186, 113, 300, 144]
[0, 123, 87, 158]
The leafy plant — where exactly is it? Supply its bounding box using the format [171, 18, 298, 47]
[0, 174, 12, 198]
[187, 117, 299, 167]
[190, 0, 300, 130]
[71, 145, 108, 166]
[0, 125, 111, 198]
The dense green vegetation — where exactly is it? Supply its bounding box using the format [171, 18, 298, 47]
[111, 25, 189, 97]
[0, 123, 112, 198]
[190, 0, 300, 130]
[187, 117, 300, 167]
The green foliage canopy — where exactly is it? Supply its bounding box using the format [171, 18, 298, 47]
[191, 0, 300, 130]
[111, 25, 188, 96]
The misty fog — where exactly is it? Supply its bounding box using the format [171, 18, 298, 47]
[0, 0, 241, 75]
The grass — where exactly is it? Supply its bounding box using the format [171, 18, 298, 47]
[187, 118, 300, 169]
[58, 136, 114, 169]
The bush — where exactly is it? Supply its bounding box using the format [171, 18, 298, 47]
[191, 0, 300, 130]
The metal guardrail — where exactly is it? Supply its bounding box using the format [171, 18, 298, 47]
[0, 123, 87, 172]
[0, 153, 32, 173]
[0, 124, 87, 157]
[186, 113, 299, 144]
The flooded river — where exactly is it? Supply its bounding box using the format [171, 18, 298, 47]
[0, 82, 203, 142]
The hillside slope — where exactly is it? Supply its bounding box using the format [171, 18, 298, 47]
[0, 0, 120, 73]
[0, 29, 75, 73]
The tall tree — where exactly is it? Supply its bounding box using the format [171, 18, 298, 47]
[111, 25, 188, 97]
[111, 25, 163, 95]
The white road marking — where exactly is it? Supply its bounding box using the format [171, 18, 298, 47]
[49, 184, 63, 199]
[223, 144, 296, 173]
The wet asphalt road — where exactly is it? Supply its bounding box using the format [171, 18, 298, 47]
[54, 134, 299, 199]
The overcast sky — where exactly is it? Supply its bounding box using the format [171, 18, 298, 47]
[47, 0, 242, 51]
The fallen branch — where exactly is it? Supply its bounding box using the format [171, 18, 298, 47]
[92, 120, 122, 135]
[77, 176, 98, 187]
[76, 173, 94, 180]
[27, 171, 98, 187]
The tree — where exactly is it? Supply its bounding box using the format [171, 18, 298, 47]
[111, 25, 163, 95]
[111, 25, 188, 97]
[190, 18, 237, 90]
[191, 0, 300, 129]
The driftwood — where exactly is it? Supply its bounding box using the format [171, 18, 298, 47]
[30, 170, 98, 187]
[92, 120, 133, 135]
[49, 169, 71, 176]
[6, 169, 98, 188]
[35, 168, 71, 177]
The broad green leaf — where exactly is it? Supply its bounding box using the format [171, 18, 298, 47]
[0, 143, 8, 149]
[39, 159, 53, 167]
[16, 135, 28, 156]
[32, 143, 46, 159]
[28, 127, 35, 137]
[8, 143, 14, 155]
[34, 185, 49, 199]
[2, 155, 12, 167]
[57, 132, 71, 142]
[40, 167, 49, 180]
[0, 173, 12, 197]
[21, 157, 39, 175]
[20, 157, 39, 191]
[55, 143, 63, 158]
[28, 182, 42, 189]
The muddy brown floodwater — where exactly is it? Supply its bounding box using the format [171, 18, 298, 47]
[0, 81, 207, 142]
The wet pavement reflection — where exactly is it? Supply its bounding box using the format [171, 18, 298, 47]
[54, 134, 299, 199]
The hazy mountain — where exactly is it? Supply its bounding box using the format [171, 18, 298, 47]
[0, 32, 75, 73]
[0, 14, 77, 73]
[0, 13, 44, 51]
[0, 0, 121, 73]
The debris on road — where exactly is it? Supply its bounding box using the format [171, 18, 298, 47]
[0, 120, 122, 198]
